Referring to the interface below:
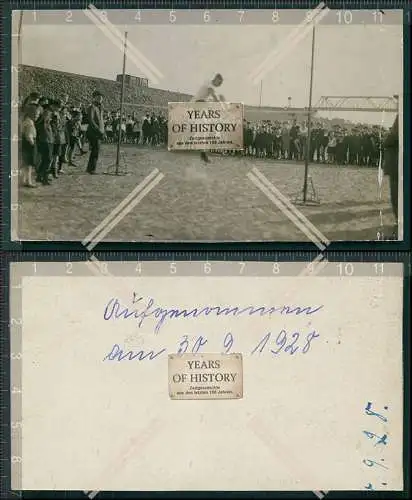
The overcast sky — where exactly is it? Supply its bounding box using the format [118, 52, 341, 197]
[17, 10, 403, 125]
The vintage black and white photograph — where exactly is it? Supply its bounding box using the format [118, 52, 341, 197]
[11, 7, 404, 243]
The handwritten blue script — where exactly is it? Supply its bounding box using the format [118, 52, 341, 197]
[363, 402, 390, 490]
[103, 344, 167, 362]
[103, 294, 324, 334]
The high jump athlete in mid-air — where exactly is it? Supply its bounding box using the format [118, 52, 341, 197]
[192, 73, 224, 163]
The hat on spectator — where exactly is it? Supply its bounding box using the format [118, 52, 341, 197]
[92, 90, 104, 98]
[27, 91, 40, 102]
[24, 103, 39, 119]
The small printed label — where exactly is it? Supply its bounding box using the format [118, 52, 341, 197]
[168, 353, 243, 400]
[168, 101, 244, 151]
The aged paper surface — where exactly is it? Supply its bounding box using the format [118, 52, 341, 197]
[12, 262, 403, 491]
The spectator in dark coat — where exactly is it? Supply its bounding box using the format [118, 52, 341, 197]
[383, 114, 399, 225]
[86, 91, 105, 174]
[36, 100, 55, 185]
[50, 100, 67, 177]
[67, 111, 85, 165]
[142, 113, 151, 145]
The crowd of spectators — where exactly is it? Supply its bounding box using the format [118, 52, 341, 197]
[99, 110, 168, 146]
[19, 90, 171, 186]
[19, 92, 88, 186]
[18, 74, 390, 189]
[241, 119, 387, 166]
[17, 66, 399, 232]
[19, 94, 389, 189]
[19, 65, 390, 169]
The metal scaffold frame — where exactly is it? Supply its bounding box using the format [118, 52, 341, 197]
[314, 95, 399, 113]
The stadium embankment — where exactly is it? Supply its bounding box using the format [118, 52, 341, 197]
[19, 65, 193, 114]
[18, 65, 311, 121]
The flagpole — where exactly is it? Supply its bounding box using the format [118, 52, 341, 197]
[259, 80, 263, 107]
[302, 25, 316, 203]
[115, 31, 128, 175]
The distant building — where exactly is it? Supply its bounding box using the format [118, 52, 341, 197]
[116, 74, 149, 88]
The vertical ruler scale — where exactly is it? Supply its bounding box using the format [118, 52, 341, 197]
[9, 264, 23, 491]
[10, 11, 22, 244]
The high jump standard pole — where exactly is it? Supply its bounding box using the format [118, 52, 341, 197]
[115, 31, 128, 175]
[302, 25, 316, 203]
[18, 11, 23, 68]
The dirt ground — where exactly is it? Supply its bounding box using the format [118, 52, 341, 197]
[16, 144, 397, 243]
